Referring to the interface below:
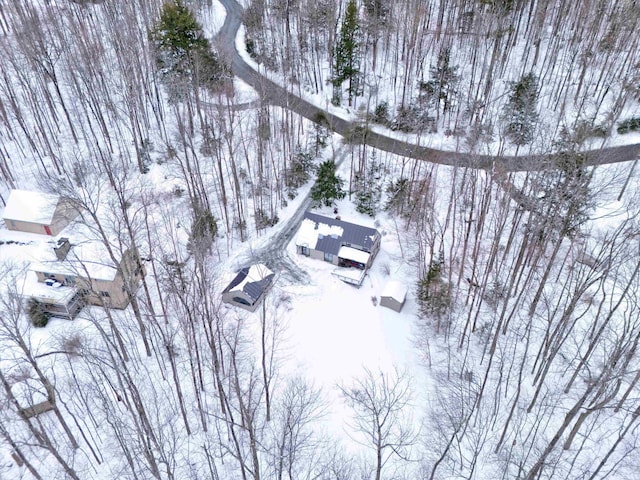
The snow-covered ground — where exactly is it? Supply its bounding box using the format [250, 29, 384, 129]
[1, 0, 640, 478]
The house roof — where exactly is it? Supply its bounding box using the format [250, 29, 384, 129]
[381, 280, 407, 303]
[338, 246, 370, 264]
[296, 212, 379, 255]
[223, 264, 275, 302]
[20, 271, 79, 305]
[2, 190, 61, 224]
[31, 246, 119, 281]
[30, 234, 123, 281]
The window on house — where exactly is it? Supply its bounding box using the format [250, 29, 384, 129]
[100, 291, 111, 298]
[64, 276, 76, 286]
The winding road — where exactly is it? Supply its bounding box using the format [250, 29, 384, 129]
[216, 0, 640, 283]
[216, 0, 640, 172]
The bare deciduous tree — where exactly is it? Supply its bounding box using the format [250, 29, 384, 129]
[339, 367, 417, 480]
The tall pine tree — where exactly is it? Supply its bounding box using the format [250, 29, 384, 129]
[501, 72, 539, 146]
[333, 0, 361, 106]
[150, 0, 230, 100]
[420, 47, 459, 118]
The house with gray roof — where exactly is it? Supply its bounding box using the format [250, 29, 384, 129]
[295, 212, 381, 270]
[222, 264, 276, 312]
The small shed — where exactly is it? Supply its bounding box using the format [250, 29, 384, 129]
[2, 190, 78, 236]
[380, 280, 407, 312]
[10, 376, 56, 419]
[222, 264, 276, 312]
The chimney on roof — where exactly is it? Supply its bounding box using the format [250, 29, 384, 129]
[54, 238, 71, 261]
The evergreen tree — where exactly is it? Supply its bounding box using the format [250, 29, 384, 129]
[285, 146, 314, 199]
[501, 72, 539, 146]
[372, 102, 390, 126]
[150, 0, 230, 100]
[354, 154, 383, 216]
[540, 126, 594, 238]
[311, 160, 346, 207]
[384, 178, 409, 215]
[312, 112, 330, 155]
[332, 0, 361, 106]
[416, 253, 451, 322]
[187, 205, 218, 256]
[27, 297, 50, 328]
[421, 47, 459, 116]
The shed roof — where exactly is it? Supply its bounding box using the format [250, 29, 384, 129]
[296, 212, 379, 254]
[223, 264, 275, 302]
[3, 190, 60, 224]
[10, 377, 49, 407]
[381, 280, 408, 303]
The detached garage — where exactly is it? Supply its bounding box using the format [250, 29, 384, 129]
[222, 264, 276, 312]
[380, 280, 407, 313]
[2, 190, 78, 236]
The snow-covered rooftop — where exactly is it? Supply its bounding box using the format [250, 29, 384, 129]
[224, 263, 275, 301]
[296, 218, 344, 249]
[10, 377, 49, 408]
[338, 245, 370, 264]
[20, 270, 79, 304]
[28, 224, 123, 282]
[295, 212, 380, 255]
[381, 280, 408, 303]
[231, 264, 272, 291]
[31, 238, 120, 281]
[2, 190, 60, 224]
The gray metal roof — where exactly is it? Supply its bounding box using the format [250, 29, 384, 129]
[303, 212, 379, 254]
[223, 265, 275, 302]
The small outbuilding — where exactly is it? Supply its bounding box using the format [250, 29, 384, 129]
[2, 190, 79, 236]
[379, 280, 407, 312]
[10, 376, 56, 419]
[222, 264, 276, 312]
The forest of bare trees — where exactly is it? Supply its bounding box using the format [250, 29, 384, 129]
[1, 0, 640, 478]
